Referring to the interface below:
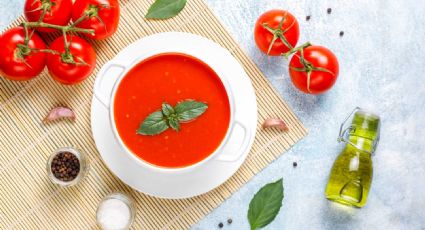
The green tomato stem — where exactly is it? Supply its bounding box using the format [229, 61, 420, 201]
[22, 21, 94, 34]
[69, 14, 88, 28]
[61, 30, 75, 64]
[22, 24, 30, 46]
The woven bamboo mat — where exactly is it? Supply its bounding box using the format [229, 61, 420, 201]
[0, 0, 307, 229]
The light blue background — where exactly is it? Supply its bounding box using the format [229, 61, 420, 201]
[1, 0, 424, 229]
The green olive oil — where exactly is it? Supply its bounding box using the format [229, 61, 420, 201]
[325, 109, 380, 208]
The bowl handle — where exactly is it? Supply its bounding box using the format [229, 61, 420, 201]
[215, 120, 252, 162]
[94, 61, 126, 108]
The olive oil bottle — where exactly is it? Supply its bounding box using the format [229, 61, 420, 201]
[325, 108, 380, 208]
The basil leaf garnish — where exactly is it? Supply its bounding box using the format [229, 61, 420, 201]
[248, 179, 284, 230]
[137, 99, 208, 136]
[145, 0, 187, 19]
[162, 102, 175, 117]
[137, 111, 168, 135]
[175, 100, 208, 122]
[168, 117, 180, 131]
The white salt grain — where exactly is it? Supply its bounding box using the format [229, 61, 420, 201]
[97, 198, 131, 230]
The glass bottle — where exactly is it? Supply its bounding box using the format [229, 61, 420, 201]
[325, 107, 380, 208]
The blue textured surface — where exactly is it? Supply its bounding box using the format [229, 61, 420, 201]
[1, 0, 424, 229]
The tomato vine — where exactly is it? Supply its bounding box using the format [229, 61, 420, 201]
[18, 10, 95, 65]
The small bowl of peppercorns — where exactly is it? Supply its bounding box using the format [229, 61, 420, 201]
[47, 147, 90, 187]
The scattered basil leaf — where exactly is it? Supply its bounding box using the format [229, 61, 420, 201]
[145, 0, 187, 19]
[168, 117, 180, 131]
[175, 100, 208, 122]
[248, 179, 284, 230]
[162, 102, 175, 117]
[137, 111, 169, 135]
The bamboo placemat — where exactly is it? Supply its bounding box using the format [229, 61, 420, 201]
[0, 0, 307, 229]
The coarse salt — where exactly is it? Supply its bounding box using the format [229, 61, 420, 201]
[97, 198, 131, 230]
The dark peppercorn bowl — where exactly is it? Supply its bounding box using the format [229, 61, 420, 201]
[46, 147, 90, 187]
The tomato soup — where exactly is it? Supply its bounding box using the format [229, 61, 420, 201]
[113, 53, 231, 168]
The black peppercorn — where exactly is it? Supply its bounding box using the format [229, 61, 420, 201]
[339, 31, 344, 37]
[327, 8, 332, 14]
[306, 15, 311, 21]
[227, 218, 233, 224]
[293, 162, 297, 167]
[218, 222, 224, 228]
[51, 151, 80, 182]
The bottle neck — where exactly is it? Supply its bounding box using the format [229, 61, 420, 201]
[347, 110, 380, 154]
[347, 136, 374, 154]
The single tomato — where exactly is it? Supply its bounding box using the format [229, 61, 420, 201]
[71, 0, 120, 40]
[289, 45, 339, 94]
[24, 0, 73, 33]
[46, 35, 96, 85]
[0, 27, 47, 81]
[254, 10, 300, 56]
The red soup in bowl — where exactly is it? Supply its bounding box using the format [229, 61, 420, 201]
[113, 53, 231, 168]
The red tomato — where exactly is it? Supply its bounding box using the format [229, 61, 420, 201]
[71, 0, 120, 40]
[254, 10, 300, 56]
[24, 0, 73, 33]
[46, 35, 96, 85]
[0, 27, 47, 81]
[289, 45, 339, 94]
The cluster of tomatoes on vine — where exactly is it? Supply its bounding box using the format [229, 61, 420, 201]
[0, 0, 120, 85]
[254, 10, 340, 94]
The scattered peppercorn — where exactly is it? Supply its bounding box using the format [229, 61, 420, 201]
[306, 15, 311, 21]
[339, 31, 344, 37]
[218, 222, 224, 228]
[327, 8, 332, 14]
[51, 151, 80, 182]
[293, 162, 298, 167]
[227, 218, 233, 224]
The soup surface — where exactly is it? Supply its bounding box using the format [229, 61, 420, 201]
[114, 53, 231, 168]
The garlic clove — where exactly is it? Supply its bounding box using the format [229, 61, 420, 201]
[44, 106, 76, 123]
[262, 118, 289, 131]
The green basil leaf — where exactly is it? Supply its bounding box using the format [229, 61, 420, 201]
[145, 0, 187, 19]
[168, 117, 180, 131]
[162, 102, 175, 117]
[137, 99, 207, 136]
[175, 100, 208, 122]
[137, 111, 169, 135]
[248, 179, 284, 230]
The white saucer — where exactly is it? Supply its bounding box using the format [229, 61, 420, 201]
[91, 32, 257, 199]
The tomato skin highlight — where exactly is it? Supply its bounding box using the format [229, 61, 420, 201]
[0, 27, 47, 81]
[289, 45, 339, 94]
[46, 35, 96, 85]
[254, 10, 300, 56]
[24, 0, 73, 33]
[71, 0, 120, 40]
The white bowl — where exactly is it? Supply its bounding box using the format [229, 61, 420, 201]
[94, 34, 251, 173]
[91, 32, 257, 198]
